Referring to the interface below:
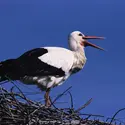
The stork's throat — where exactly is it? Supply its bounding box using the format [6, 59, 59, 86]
[71, 51, 87, 74]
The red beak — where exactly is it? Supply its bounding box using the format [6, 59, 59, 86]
[82, 36, 105, 51]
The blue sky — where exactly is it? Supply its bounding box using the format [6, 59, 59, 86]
[0, 0, 125, 121]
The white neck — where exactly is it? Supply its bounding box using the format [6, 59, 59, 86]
[68, 38, 85, 54]
[71, 48, 87, 74]
[68, 39, 78, 51]
[75, 47, 86, 61]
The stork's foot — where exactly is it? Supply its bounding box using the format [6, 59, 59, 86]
[44, 88, 51, 107]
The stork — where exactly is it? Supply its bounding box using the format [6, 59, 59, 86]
[0, 31, 104, 107]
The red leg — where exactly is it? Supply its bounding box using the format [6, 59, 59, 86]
[44, 88, 51, 107]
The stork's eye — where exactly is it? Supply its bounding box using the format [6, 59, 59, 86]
[78, 33, 82, 36]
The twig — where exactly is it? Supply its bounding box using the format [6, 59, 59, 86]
[0, 86, 16, 123]
[109, 108, 125, 125]
[68, 91, 74, 109]
[75, 98, 92, 113]
[52, 86, 72, 105]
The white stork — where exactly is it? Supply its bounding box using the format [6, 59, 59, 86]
[0, 31, 104, 106]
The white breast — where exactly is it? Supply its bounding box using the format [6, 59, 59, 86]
[21, 75, 70, 91]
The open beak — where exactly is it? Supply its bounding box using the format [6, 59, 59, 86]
[82, 36, 105, 51]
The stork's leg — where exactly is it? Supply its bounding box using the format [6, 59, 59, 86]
[44, 88, 51, 107]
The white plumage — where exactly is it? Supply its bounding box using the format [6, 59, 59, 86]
[39, 47, 74, 72]
[0, 31, 104, 106]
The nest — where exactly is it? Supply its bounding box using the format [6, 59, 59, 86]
[0, 84, 124, 125]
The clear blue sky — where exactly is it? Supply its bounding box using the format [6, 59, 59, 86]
[0, 0, 125, 120]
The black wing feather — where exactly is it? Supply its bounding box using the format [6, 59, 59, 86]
[0, 48, 65, 81]
[17, 48, 65, 77]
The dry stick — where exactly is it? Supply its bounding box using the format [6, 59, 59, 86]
[1, 87, 26, 114]
[106, 117, 118, 122]
[0, 86, 16, 123]
[2, 87, 29, 103]
[75, 98, 93, 113]
[50, 86, 72, 113]
[68, 91, 74, 109]
[10, 90, 23, 110]
[106, 117, 124, 124]
[6, 77, 32, 105]
[1, 86, 37, 118]
[80, 113, 104, 118]
[0, 80, 9, 85]
[2, 86, 42, 107]
[26, 104, 45, 124]
[0, 88, 15, 117]
[109, 108, 125, 125]
[81, 113, 104, 121]
[52, 86, 72, 106]
[18, 92, 41, 96]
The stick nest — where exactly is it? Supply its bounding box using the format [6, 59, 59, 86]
[0, 85, 124, 125]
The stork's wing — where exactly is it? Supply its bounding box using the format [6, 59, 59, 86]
[17, 47, 74, 77]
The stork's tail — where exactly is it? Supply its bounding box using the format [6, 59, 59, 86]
[0, 59, 18, 82]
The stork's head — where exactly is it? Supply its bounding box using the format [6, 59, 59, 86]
[68, 31, 104, 51]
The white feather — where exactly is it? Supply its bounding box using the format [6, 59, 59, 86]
[38, 47, 74, 73]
